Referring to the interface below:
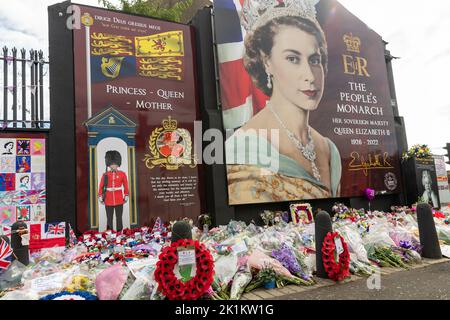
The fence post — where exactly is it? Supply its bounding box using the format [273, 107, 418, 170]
[29, 49, 35, 127]
[3, 46, 8, 124]
[39, 50, 44, 128]
[12, 47, 17, 128]
[21, 48, 26, 127]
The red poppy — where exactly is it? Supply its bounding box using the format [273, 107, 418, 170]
[166, 251, 178, 263]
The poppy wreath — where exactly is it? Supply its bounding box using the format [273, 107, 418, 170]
[154, 239, 214, 300]
[321, 232, 350, 282]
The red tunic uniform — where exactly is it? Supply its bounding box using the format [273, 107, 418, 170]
[98, 170, 129, 206]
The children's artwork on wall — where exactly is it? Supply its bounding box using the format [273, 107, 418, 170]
[31, 172, 45, 190]
[0, 156, 16, 173]
[0, 137, 46, 225]
[31, 139, 45, 155]
[16, 156, 31, 173]
[0, 206, 16, 225]
[0, 174, 16, 191]
[16, 205, 31, 222]
[0, 139, 16, 155]
[31, 156, 45, 173]
[31, 204, 46, 222]
[0, 191, 15, 206]
[22, 190, 46, 205]
[290, 203, 314, 225]
[16, 173, 31, 191]
[17, 139, 30, 155]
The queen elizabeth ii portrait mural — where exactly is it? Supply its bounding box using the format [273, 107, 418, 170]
[217, 0, 402, 205]
[222, 0, 341, 204]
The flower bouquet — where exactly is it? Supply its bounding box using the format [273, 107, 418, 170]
[248, 249, 292, 278]
[367, 246, 409, 269]
[244, 265, 278, 291]
[271, 243, 315, 286]
[209, 227, 230, 243]
[392, 241, 422, 265]
[337, 223, 370, 264]
[210, 276, 230, 300]
[436, 224, 450, 245]
[348, 253, 376, 277]
[226, 220, 247, 236]
[402, 144, 432, 161]
[229, 270, 252, 299]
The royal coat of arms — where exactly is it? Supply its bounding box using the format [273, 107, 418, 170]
[143, 117, 197, 170]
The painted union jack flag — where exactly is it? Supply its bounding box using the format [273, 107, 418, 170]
[214, 0, 269, 130]
[46, 223, 65, 236]
[0, 238, 13, 271]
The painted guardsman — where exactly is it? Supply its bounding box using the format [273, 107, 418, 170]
[98, 151, 129, 231]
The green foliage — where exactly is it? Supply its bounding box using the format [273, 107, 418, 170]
[257, 266, 277, 283]
[98, 0, 193, 22]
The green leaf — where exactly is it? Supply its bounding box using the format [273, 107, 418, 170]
[98, 0, 193, 22]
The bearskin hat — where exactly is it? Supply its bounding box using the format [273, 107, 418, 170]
[105, 150, 122, 167]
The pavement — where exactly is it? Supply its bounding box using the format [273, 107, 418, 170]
[241, 258, 450, 300]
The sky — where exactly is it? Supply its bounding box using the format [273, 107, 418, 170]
[1, 0, 449, 161]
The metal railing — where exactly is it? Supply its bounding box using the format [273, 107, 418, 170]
[1, 46, 50, 130]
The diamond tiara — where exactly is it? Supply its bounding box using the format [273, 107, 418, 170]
[241, 0, 320, 33]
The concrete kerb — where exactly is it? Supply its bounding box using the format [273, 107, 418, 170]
[242, 259, 450, 300]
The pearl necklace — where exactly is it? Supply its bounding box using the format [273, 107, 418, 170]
[267, 101, 321, 181]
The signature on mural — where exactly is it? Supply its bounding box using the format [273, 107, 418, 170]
[348, 151, 394, 176]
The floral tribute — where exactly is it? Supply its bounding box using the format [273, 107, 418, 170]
[321, 232, 350, 282]
[154, 239, 214, 300]
[402, 144, 432, 160]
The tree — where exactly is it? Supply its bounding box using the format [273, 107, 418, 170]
[98, 0, 193, 23]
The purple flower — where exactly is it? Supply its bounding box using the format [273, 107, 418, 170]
[272, 243, 301, 274]
[399, 240, 412, 250]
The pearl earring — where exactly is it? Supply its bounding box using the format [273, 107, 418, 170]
[267, 73, 272, 89]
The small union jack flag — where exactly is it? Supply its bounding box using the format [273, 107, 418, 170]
[46, 223, 65, 235]
[68, 223, 77, 247]
[151, 217, 163, 234]
[0, 238, 13, 271]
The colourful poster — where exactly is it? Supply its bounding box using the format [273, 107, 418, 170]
[16, 156, 31, 173]
[16, 205, 31, 222]
[31, 139, 46, 156]
[16, 139, 30, 155]
[0, 139, 16, 156]
[0, 206, 16, 225]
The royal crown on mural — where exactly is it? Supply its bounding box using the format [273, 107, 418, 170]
[241, 0, 320, 32]
[343, 33, 361, 53]
[162, 116, 178, 131]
